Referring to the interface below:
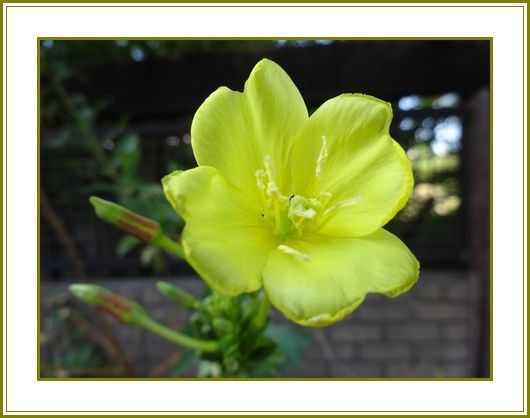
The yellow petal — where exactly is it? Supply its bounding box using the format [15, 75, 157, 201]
[290, 94, 413, 237]
[191, 59, 308, 197]
[162, 166, 274, 295]
[263, 229, 419, 326]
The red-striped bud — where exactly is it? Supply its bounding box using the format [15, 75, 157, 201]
[89, 196, 161, 242]
[70, 284, 146, 324]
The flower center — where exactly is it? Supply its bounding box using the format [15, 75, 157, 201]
[255, 137, 361, 261]
[255, 155, 328, 240]
[255, 139, 334, 241]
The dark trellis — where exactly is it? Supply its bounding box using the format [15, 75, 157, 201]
[40, 40, 490, 280]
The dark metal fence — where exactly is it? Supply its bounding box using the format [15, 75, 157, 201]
[40, 40, 490, 280]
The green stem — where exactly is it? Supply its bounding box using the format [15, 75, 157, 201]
[153, 234, 185, 259]
[156, 281, 201, 310]
[134, 315, 219, 353]
[253, 291, 270, 330]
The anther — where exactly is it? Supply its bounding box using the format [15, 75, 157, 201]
[277, 245, 311, 262]
[262, 155, 288, 202]
[264, 155, 275, 181]
[255, 169, 267, 191]
[316, 135, 329, 180]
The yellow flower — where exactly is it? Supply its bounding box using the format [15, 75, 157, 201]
[163, 59, 419, 326]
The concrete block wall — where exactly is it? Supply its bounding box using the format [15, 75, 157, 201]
[295, 270, 480, 378]
[40, 269, 484, 378]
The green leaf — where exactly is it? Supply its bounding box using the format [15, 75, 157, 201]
[116, 235, 140, 256]
[140, 245, 158, 265]
[265, 323, 310, 369]
[113, 133, 140, 175]
[171, 349, 199, 377]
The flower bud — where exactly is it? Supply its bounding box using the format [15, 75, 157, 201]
[89, 196, 161, 242]
[212, 318, 234, 336]
[70, 284, 146, 324]
[156, 281, 201, 310]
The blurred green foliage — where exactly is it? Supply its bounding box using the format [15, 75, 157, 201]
[40, 292, 117, 378]
[41, 40, 313, 377]
[41, 40, 465, 378]
[40, 39, 333, 71]
[170, 292, 310, 378]
[41, 43, 184, 273]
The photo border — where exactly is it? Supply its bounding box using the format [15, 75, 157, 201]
[2, 1, 527, 414]
[35, 36, 494, 385]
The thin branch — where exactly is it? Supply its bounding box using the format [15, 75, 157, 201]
[148, 351, 181, 378]
[40, 189, 88, 280]
[313, 328, 354, 377]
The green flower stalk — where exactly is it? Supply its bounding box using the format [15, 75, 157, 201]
[133, 315, 220, 353]
[162, 59, 420, 327]
[253, 292, 270, 331]
[70, 284, 219, 353]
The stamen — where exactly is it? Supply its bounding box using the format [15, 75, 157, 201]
[287, 195, 320, 230]
[261, 155, 288, 235]
[315, 135, 329, 180]
[277, 245, 311, 262]
[255, 169, 267, 191]
[255, 169, 269, 217]
[263, 155, 288, 202]
[289, 206, 317, 219]
[288, 196, 318, 220]
[318, 191, 332, 207]
[263, 155, 275, 183]
[273, 200, 281, 235]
